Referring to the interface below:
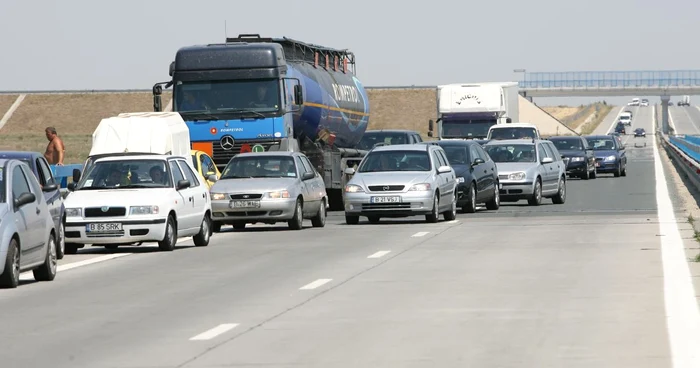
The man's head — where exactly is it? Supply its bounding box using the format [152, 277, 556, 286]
[149, 166, 164, 183]
[106, 169, 121, 185]
[45, 127, 57, 141]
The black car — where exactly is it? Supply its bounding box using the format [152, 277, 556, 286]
[427, 140, 500, 213]
[548, 136, 597, 180]
[634, 128, 646, 137]
[615, 122, 626, 135]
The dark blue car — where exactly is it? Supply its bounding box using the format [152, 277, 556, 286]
[0, 151, 66, 258]
[583, 135, 628, 177]
[426, 140, 500, 213]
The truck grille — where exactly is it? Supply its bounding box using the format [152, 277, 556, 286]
[368, 185, 405, 192]
[212, 139, 280, 167]
[84, 207, 126, 217]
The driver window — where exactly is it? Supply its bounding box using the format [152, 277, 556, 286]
[538, 143, 553, 161]
[169, 161, 185, 183]
[12, 166, 32, 201]
[200, 154, 216, 175]
[470, 146, 482, 163]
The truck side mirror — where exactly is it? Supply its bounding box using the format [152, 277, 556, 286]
[294, 84, 304, 105]
[428, 119, 434, 131]
[169, 61, 175, 77]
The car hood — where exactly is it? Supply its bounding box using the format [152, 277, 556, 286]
[558, 150, 585, 158]
[211, 177, 298, 193]
[351, 171, 433, 188]
[592, 150, 618, 158]
[493, 162, 538, 174]
[64, 188, 174, 208]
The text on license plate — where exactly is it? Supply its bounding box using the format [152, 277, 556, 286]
[86, 223, 122, 232]
[230, 200, 261, 209]
[370, 196, 401, 203]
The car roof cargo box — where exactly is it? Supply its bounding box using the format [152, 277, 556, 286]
[89, 112, 191, 158]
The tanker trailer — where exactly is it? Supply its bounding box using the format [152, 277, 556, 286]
[152, 34, 371, 210]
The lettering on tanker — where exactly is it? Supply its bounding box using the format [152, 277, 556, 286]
[455, 94, 481, 105]
[332, 83, 359, 103]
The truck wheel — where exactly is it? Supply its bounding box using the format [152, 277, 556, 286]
[345, 215, 359, 225]
[288, 199, 303, 230]
[158, 215, 177, 251]
[311, 199, 327, 228]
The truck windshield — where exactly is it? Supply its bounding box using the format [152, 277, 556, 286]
[174, 79, 280, 116]
[76, 159, 172, 189]
[442, 120, 494, 139]
[357, 132, 409, 150]
[358, 151, 431, 172]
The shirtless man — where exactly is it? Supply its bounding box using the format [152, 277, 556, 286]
[44, 127, 65, 165]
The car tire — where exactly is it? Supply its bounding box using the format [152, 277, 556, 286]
[485, 183, 500, 211]
[34, 232, 57, 282]
[57, 220, 65, 260]
[590, 167, 597, 179]
[311, 199, 327, 228]
[425, 193, 439, 223]
[211, 221, 223, 233]
[345, 214, 359, 225]
[443, 191, 457, 220]
[614, 165, 621, 177]
[158, 215, 177, 251]
[0, 239, 20, 288]
[193, 213, 211, 247]
[288, 199, 303, 230]
[621, 165, 627, 177]
[552, 176, 566, 204]
[583, 167, 590, 180]
[463, 183, 477, 213]
[528, 179, 542, 206]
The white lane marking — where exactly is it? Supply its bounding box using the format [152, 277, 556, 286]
[604, 106, 626, 134]
[189, 323, 239, 341]
[19, 253, 133, 281]
[653, 119, 700, 367]
[411, 231, 429, 237]
[299, 278, 332, 290]
[367, 250, 391, 259]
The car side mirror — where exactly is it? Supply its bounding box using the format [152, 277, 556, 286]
[206, 174, 218, 182]
[344, 167, 355, 175]
[620, 145, 626, 150]
[72, 168, 81, 183]
[294, 84, 304, 105]
[14, 192, 35, 209]
[301, 172, 315, 180]
[67, 182, 76, 191]
[541, 157, 554, 164]
[472, 158, 485, 167]
[437, 165, 452, 174]
[42, 183, 59, 192]
[176, 179, 191, 190]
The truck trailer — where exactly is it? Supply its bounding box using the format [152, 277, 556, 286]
[428, 82, 519, 140]
[152, 34, 371, 209]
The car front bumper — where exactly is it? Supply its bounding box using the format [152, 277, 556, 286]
[499, 180, 535, 200]
[211, 198, 297, 223]
[594, 159, 620, 173]
[65, 217, 167, 244]
[565, 160, 588, 174]
[344, 190, 435, 217]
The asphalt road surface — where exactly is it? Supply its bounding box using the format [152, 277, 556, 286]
[1, 106, 699, 367]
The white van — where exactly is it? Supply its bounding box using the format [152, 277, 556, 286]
[487, 122, 541, 141]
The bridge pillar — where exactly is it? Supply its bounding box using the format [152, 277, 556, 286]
[660, 95, 670, 134]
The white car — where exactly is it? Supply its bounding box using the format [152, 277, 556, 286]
[627, 98, 640, 106]
[63, 154, 212, 252]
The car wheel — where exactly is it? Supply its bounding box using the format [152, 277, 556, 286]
[158, 215, 177, 251]
[288, 199, 303, 230]
[0, 239, 20, 288]
[552, 176, 566, 204]
[590, 166, 597, 179]
[583, 167, 590, 180]
[211, 221, 223, 233]
[34, 231, 57, 282]
[485, 182, 500, 210]
[425, 193, 439, 223]
[528, 179, 542, 206]
[463, 183, 477, 213]
[443, 191, 457, 220]
[193, 212, 211, 247]
[614, 164, 621, 177]
[57, 220, 65, 260]
[621, 165, 627, 177]
[311, 198, 327, 227]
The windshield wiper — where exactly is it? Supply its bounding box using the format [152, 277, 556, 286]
[179, 110, 220, 121]
[119, 184, 155, 188]
[221, 175, 254, 179]
[216, 108, 266, 118]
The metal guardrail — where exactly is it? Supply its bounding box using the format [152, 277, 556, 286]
[661, 134, 700, 191]
[519, 70, 700, 90]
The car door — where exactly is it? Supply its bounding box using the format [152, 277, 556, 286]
[177, 158, 207, 230]
[301, 155, 324, 210]
[468, 145, 489, 200]
[11, 164, 44, 264]
[36, 157, 61, 228]
[538, 143, 557, 194]
[475, 144, 497, 195]
[546, 142, 566, 179]
[432, 148, 452, 208]
[295, 156, 318, 216]
[168, 159, 197, 233]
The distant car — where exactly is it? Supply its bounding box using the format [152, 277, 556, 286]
[634, 128, 646, 137]
[615, 123, 626, 135]
[0, 159, 58, 288]
[209, 151, 328, 231]
[0, 151, 66, 259]
[483, 139, 567, 206]
[628, 98, 640, 106]
[584, 135, 627, 177]
[427, 140, 500, 213]
[355, 129, 424, 150]
[344, 144, 457, 224]
[623, 110, 633, 119]
[640, 99, 649, 107]
[548, 136, 597, 180]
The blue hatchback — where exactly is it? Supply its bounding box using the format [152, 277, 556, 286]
[583, 135, 627, 177]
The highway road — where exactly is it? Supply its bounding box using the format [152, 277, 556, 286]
[669, 105, 700, 135]
[1, 106, 699, 367]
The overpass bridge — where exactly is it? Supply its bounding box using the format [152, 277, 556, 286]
[517, 70, 700, 134]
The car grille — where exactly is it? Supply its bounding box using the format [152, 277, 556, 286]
[368, 185, 405, 192]
[84, 207, 126, 217]
[212, 139, 280, 167]
[362, 203, 411, 210]
[229, 193, 263, 200]
[498, 174, 508, 180]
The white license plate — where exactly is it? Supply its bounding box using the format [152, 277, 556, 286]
[230, 200, 261, 209]
[86, 223, 122, 232]
[370, 196, 401, 203]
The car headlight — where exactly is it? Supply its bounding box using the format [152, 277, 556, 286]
[210, 192, 227, 200]
[456, 177, 465, 183]
[345, 184, 365, 193]
[571, 157, 584, 162]
[264, 190, 290, 199]
[130, 206, 159, 215]
[508, 172, 526, 180]
[65, 208, 81, 217]
[605, 155, 617, 161]
[409, 183, 431, 191]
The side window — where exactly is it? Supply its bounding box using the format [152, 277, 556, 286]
[537, 143, 552, 161]
[23, 165, 43, 200]
[432, 150, 445, 168]
[12, 166, 32, 200]
[437, 150, 450, 167]
[546, 142, 561, 161]
[415, 134, 423, 143]
[178, 160, 201, 187]
[200, 154, 216, 175]
[169, 160, 185, 184]
[301, 157, 318, 176]
[37, 158, 55, 185]
[296, 157, 311, 175]
[476, 145, 491, 162]
[469, 146, 482, 162]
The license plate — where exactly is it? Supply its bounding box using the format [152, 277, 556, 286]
[229, 200, 261, 209]
[86, 223, 122, 232]
[595, 162, 600, 167]
[370, 196, 401, 203]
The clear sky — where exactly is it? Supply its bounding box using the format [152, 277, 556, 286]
[0, 0, 697, 106]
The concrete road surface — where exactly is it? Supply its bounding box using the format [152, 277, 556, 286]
[1, 106, 700, 367]
[669, 105, 700, 135]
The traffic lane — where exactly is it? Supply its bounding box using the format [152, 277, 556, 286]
[628, 104, 654, 133]
[592, 105, 626, 135]
[182, 213, 669, 368]
[678, 105, 700, 134]
[0, 213, 460, 368]
[668, 106, 700, 135]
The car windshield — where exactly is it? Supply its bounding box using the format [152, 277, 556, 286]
[485, 144, 537, 163]
[586, 138, 617, 150]
[221, 156, 297, 179]
[442, 146, 469, 165]
[357, 133, 409, 150]
[551, 139, 583, 151]
[76, 159, 172, 189]
[358, 151, 431, 172]
[490, 128, 537, 140]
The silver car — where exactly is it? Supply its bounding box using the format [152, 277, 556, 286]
[483, 139, 567, 206]
[343, 144, 457, 224]
[209, 151, 328, 231]
[0, 159, 58, 288]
